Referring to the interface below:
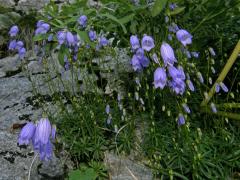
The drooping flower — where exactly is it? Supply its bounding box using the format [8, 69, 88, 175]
[197, 72, 204, 84]
[136, 48, 144, 59]
[168, 66, 186, 95]
[209, 47, 216, 56]
[176, 29, 193, 46]
[153, 67, 167, 89]
[9, 25, 19, 37]
[88, 30, 97, 41]
[57, 31, 66, 45]
[160, 42, 177, 66]
[66, 31, 75, 46]
[130, 35, 140, 50]
[15, 41, 24, 50]
[18, 47, 26, 59]
[178, 114, 185, 126]
[168, 23, 179, 33]
[220, 82, 228, 92]
[105, 104, 110, 114]
[99, 37, 108, 47]
[131, 55, 142, 71]
[186, 79, 195, 91]
[51, 125, 56, 139]
[141, 35, 155, 52]
[34, 118, 52, 145]
[169, 3, 177, 10]
[8, 40, 17, 50]
[215, 83, 220, 93]
[182, 103, 191, 114]
[151, 53, 159, 64]
[39, 140, 53, 161]
[18, 122, 36, 145]
[78, 15, 87, 27]
[139, 56, 150, 68]
[48, 34, 53, 41]
[210, 103, 217, 113]
[35, 22, 50, 35]
[191, 52, 200, 58]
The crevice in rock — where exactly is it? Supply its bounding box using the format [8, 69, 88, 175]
[4, 68, 22, 78]
[0, 151, 27, 164]
[3, 103, 19, 110]
[19, 113, 33, 121]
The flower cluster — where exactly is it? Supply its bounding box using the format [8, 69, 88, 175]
[130, 25, 205, 126]
[35, 20, 50, 35]
[18, 118, 56, 161]
[130, 35, 155, 71]
[8, 25, 26, 59]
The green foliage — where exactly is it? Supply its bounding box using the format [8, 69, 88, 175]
[68, 168, 98, 180]
[23, 0, 240, 179]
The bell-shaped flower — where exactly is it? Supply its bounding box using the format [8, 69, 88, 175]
[139, 56, 150, 68]
[160, 42, 177, 66]
[186, 79, 195, 91]
[15, 41, 24, 50]
[99, 37, 108, 47]
[210, 103, 217, 113]
[8, 40, 17, 50]
[39, 141, 53, 161]
[141, 35, 155, 52]
[18, 122, 36, 145]
[182, 103, 191, 114]
[57, 31, 66, 45]
[88, 30, 97, 41]
[18, 47, 26, 59]
[176, 29, 192, 46]
[131, 55, 142, 71]
[136, 48, 144, 59]
[34, 118, 52, 145]
[130, 35, 140, 50]
[66, 31, 75, 46]
[178, 114, 185, 126]
[78, 15, 87, 27]
[220, 82, 228, 92]
[153, 67, 167, 89]
[9, 25, 19, 37]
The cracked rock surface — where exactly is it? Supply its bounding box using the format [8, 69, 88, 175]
[0, 54, 65, 179]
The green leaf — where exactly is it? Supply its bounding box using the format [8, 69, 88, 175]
[33, 34, 48, 41]
[68, 168, 97, 180]
[118, 14, 135, 24]
[58, 45, 69, 67]
[151, 0, 168, 17]
[169, 7, 185, 16]
[76, 30, 95, 48]
[101, 14, 127, 34]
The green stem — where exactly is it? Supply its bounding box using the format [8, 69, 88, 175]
[201, 39, 240, 106]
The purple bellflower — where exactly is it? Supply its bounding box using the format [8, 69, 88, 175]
[66, 31, 75, 46]
[78, 15, 87, 28]
[9, 25, 19, 37]
[8, 40, 17, 50]
[57, 31, 66, 45]
[18, 122, 36, 145]
[186, 79, 195, 91]
[130, 35, 140, 50]
[18, 47, 26, 59]
[88, 30, 97, 41]
[160, 42, 177, 66]
[141, 35, 155, 52]
[153, 67, 167, 89]
[176, 29, 193, 46]
[210, 103, 217, 113]
[178, 114, 185, 126]
[99, 37, 108, 47]
[131, 55, 142, 71]
[182, 103, 191, 114]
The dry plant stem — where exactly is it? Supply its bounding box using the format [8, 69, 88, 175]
[201, 39, 240, 106]
[28, 153, 38, 180]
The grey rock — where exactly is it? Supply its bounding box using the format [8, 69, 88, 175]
[104, 152, 153, 180]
